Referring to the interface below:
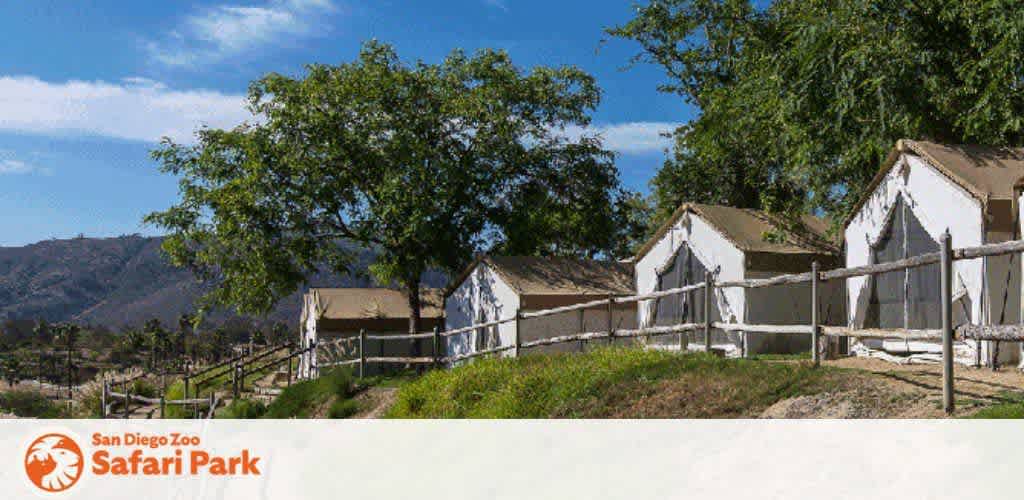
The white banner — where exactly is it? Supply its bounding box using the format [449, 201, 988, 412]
[0, 420, 1021, 499]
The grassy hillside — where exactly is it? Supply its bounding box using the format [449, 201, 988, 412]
[387, 348, 841, 418]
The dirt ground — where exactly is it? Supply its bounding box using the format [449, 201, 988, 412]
[762, 357, 1024, 418]
[354, 387, 397, 418]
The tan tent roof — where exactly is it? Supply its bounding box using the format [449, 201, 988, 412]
[845, 140, 1024, 230]
[636, 203, 839, 262]
[448, 256, 635, 298]
[308, 288, 444, 321]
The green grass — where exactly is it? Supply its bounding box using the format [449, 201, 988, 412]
[387, 347, 839, 418]
[263, 367, 357, 418]
[964, 391, 1024, 419]
[220, 398, 268, 418]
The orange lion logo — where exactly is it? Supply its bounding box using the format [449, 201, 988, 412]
[25, 433, 83, 493]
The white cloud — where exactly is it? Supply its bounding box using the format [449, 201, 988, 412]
[483, 0, 509, 11]
[563, 122, 679, 154]
[0, 159, 51, 176]
[0, 75, 250, 144]
[146, 0, 338, 67]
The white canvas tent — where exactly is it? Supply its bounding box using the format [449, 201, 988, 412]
[298, 288, 445, 378]
[845, 140, 1023, 366]
[634, 203, 845, 357]
[445, 256, 637, 359]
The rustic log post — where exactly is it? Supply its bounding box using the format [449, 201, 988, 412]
[812, 261, 820, 367]
[577, 309, 585, 352]
[123, 379, 129, 420]
[432, 326, 441, 368]
[359, 329, 366, 379]
[101, 379, 107, 419]
[940, 231, 954, 415]
[160, 394, 165, 419]
[184, 361, 191, 401]
[209, 393, 215, 418]
[704, 272, 712, 352]
[231, 363, 239, 400]
[607, 295, 615, 344]
[238, 360, 245, 394]
[514, 309, 523, 357]
[286, 351, 293, 386]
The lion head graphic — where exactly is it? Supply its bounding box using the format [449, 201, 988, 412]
[25, 433, 83, 493]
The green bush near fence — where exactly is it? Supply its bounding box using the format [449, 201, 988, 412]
[0, 390, 69, 418]
[264, 366, 357, 418]
[387, 347, 839, 418]
[220, 398, 268, 419]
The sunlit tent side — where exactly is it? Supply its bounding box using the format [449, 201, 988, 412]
[845, 140, 1024, 366]
[444, 256, 637, 359]
[298, 288, 445, 377]
[634, 203, 845, 357]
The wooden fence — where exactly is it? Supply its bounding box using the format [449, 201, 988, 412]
[308, 233, 1024, 415]
[99, 341, 310, 418]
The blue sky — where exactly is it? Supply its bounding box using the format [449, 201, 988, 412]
[0, 0, 695, 247]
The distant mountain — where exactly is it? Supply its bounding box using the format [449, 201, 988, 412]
[0, 235, 446, 329]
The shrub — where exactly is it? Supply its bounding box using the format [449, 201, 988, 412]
[130, 379, 158, 399]
[221, 398, 267, 419]
[0, 390, 68, 418]
[328, 399, 359, 419]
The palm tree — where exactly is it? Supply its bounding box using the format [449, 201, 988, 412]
[54, 323, 79, 400]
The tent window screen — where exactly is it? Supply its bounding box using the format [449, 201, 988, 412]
[653, 243, 715, 328]
[864, 196, 941, 329]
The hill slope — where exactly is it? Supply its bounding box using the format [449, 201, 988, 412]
[0, 235, 445, 328]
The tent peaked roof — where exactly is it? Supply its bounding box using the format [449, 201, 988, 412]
[450, 256, 635, 297]
[309, 288, 445, 320]
[636, 203, 839, 262]
[846, 139, 1024, 229]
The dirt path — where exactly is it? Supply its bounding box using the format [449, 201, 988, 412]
[762, 357, 1024, 418]
[355, 387, 397, 418]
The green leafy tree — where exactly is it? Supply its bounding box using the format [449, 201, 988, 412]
[612, 0, 1024, 225]
[146, 40, 628, 338]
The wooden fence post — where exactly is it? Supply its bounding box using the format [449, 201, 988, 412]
[514, 309, 523, 357]
[184, 361, 191, 401]
[577, 309, 585, 351]
[704, 271, 713, 353]
[940, 231, 955, 415]
[160, 395, 166, 419]
[123, 379, 129, 420]
[286, 351, 293, 386]
[433, 326, 441, 367]
[811, 261, 820, 367]
[232, 363, 239, 400]
[359, 329, 366, 379]
[101, 379, 107, 419]
[607, 295, 615, 344]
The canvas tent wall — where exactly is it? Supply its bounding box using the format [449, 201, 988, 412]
[298, 288, 445, 378]
[845, 140, 1023, 366]
[634, 203, 845, 357]
[444, 256, 637, 359]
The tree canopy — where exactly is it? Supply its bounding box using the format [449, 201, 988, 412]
[612, 0, 1024, 226]
[146, 40, 635, 333]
